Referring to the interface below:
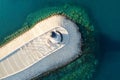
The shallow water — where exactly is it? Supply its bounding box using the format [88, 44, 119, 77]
[0, 0, 120, 80]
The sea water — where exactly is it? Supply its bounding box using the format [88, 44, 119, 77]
[0, 0, 120, 80]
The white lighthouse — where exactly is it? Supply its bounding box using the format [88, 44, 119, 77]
[49, 31, 62, 44]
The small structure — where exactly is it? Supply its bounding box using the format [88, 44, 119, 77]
[49, 31, 62, 44]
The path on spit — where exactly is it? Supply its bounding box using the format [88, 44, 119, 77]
[0, 15, 81, 80]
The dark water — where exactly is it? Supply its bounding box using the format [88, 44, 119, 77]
[0, 0, 120, 80]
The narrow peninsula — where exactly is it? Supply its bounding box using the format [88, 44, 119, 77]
[0, 4, 98, 80]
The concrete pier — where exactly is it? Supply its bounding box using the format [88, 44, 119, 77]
[0, 15, 81, 80]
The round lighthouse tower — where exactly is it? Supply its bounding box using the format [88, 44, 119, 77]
[49, 31, 62, 44]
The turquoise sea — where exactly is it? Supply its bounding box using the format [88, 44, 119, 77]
[0, 0, 120, 80]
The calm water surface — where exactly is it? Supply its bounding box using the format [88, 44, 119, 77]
[0, 0, 120, 80]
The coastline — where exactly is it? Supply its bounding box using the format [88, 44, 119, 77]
[0, 15, 82, 80]
[0, 4, 98, 80]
